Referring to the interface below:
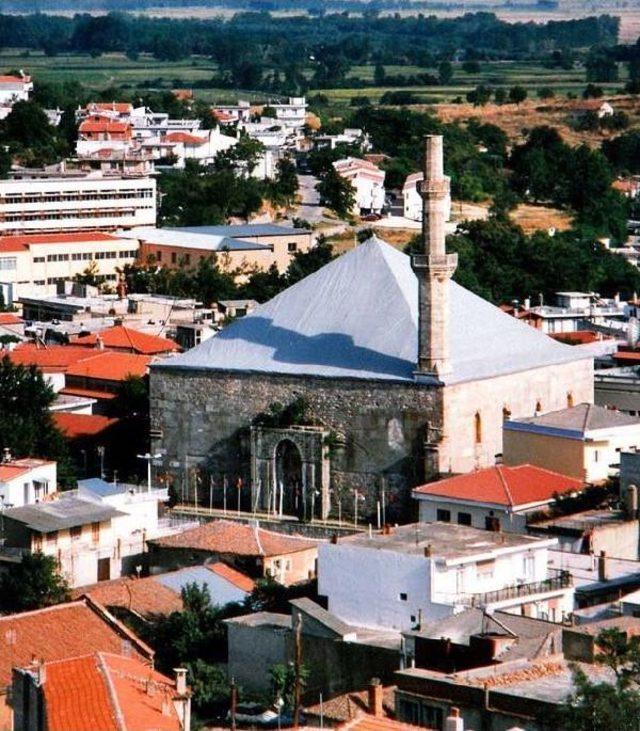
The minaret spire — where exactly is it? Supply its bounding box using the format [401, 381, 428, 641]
[411, 135, 458, 378]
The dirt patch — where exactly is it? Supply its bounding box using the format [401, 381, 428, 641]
[433, 95, 640, 148]
[510, 204, 573, 235]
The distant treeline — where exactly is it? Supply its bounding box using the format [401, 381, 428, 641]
[0, 12, 619, 91]
[0, 0, 561, 13]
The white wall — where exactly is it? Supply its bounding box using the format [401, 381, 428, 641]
[416, 499, 529, 534]
[1, 462, 57, 508]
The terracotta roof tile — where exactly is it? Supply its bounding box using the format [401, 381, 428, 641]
[413, 464, 582, 508]
[65, 351, 151, 381]
[42, 652, 179, 731]
[72, 326, 179, 355]
[0, 600, 152, 688]
[0, 458, 54, 482]
[59, 387, 118, 400]
[53, 413, 119, 439]
[72, 576, 184, 617]
[0, 75, 31, 83]
[8, 345, 101, 372]
[305, 686, 396, 723]
[79, 116, 131, 135]
[0, 232, 117, 252]
[338, 716, 420, 730]
[207, 561, 255, 592]
[0, 313, 22, 326]
[162, 132, 207, 145]
[149, 520, 317, 557]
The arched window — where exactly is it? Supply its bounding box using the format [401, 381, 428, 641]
[502, 406, 512, 422]
[474, 412, 482, 444]
[567, 392, 574, 408]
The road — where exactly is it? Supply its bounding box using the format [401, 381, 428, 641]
[295, 173, 325, 224]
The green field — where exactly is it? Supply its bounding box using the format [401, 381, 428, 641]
[0, 51, 626, 110]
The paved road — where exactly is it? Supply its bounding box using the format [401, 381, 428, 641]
[295, 173, 325, 224]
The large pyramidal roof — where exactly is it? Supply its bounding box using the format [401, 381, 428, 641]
[158, 237, 590, 385]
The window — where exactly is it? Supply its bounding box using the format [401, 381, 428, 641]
[477, 558, 495, 579]
[474, 412, 482, 444]
[523, 554, 535, 577]
[457, 512, 472, 526]
[567, 392, 574, 408]
[288, 242, 297, 253]
[594, 450, 599, 463]
[33, 256, 45, 263]
[32, 534, 43, 552]
[70, 526, 82, 541]
[46, 531, 58, 546]
[399, 592, 408, 601]
[436, 508, 451, 522]
[156, 250, 162, 262]
[0, 257, 16, 271]
[171, 252, 177, 264]
[91, 522, 100, 544]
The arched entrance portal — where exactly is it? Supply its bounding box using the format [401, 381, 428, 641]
[275, 439, 303, 517]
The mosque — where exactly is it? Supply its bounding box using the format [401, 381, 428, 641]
[150, 136, 593, 521]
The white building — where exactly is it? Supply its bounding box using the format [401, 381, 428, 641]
[403, 172, 452, 222]
[158, 128, 237, 169]
[318, 523, 572, 632]
[412, 464, 583, 534]
[0, 72, 33, 119]
[0, 173, 156, 234]
[268, 96, 307, 134]
[523, 291, 628, 335]
[0, 456, 57, 509]
[333, 157, 386, 214]
[0, 478, 177, 587]
[0, 231, 139, 301]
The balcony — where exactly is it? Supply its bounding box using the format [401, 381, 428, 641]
[460, 570, 572, 607]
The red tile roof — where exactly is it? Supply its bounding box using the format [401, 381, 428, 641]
[88, 102, 133, 114]
[149, 520, 317, 557]
[413, 464, 583, 508]
[9, 345, 98, 372]
[0, 313, 22, 326]
[42, 652, 179, 731]
[163, 131, 207, 145]
[207, 561, 255, 592]
[338, 716, 420, 730]
[59, 387, 117, 400]
[53, 412, 119, 440]
[72, 325, 179, 355]
[79, 116, 132, 135]
[72, 576, 183, 617]
[0, 458, 54, 483]
[0, 75, 31, 84]
[65, 351, 151, 381]
[613, 350, 640, 364]
[0, 599, 153, 689]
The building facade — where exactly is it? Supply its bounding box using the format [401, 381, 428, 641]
[0, 174, 156, 234]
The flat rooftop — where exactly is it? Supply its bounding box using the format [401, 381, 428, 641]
[121, 227, 268, 252]
[175, 223, 311, 237]
[335, 522, 551, 562]
[531, 508, 630, 534]
[3, 496, 125, 533]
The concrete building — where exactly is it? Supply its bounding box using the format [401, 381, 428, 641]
[333, 157, 386, 215]
[318, 523, 573, 631]
[0, 456, 57, 509]
[0, 479, 171, 586]
[0, 173, 156, 234]
[147, 519, 318, 585]
[127, 224, 313, 276]
[413, 464, 583, 534]
[503, 403, 640, 483]
[149, 136, 592, 522]
[0, 231, 139, 302]
[0, 72, 33, 119]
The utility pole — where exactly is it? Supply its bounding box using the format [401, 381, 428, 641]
[293, 614, 303, 729]
[230, 677, 237, 731]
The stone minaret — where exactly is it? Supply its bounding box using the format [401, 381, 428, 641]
[412, 135, 458, 378]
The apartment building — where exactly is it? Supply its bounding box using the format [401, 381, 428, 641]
[0, 231, 139, 301]
[0, 173, 156, 234]
[318, 523, 572, 631]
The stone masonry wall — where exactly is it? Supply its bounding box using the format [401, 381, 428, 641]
[150, 368, 442, 521]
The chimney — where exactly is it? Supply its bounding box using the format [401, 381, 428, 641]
[2, 447, 11, 463]
[367, 677, 383, 718]
[424, 544, 432, 557]
[174, 668, 187, 696]
[96, 334, 104, 351]
[598, 550, 608, 582]
[445, 707, 464, 731]
[626, 484, 639, 520]
[36, 659, 46, 686]
[412, 135, 458, 379]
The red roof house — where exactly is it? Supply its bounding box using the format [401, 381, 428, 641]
[72, 325, 179, 355]
[413, 464, 583, 532]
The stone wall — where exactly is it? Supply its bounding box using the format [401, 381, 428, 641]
[150, 368, 442, 522]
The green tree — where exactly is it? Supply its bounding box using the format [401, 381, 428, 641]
[286, 239, 335, 286]
[438, 60, 453, 85]
[269, 157, 299, 207]
[538, 86, 555, 99]
[466, 84, 492, 106]
[269, 662, 309, 712]
[558, 629, 640, 730]
[316, 167, 356, 218]
[508, 85, 527, 105]
[0, 553, 70, 613]
[0, 356, 74, 486]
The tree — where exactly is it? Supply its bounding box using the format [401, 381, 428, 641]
[316, 167, 356, 218]
[462, 59, 480, 74]
[0, 356, 74, 486]
[286, 239, 335, 286]
[508, 85, 527, 105]
[269, 157, 299, 207]
[73, 261, 100, 287]
[466, 85, 492, 106]
[0, 553, 70, 613]
[538, 86, 555, 99]
[438, 60, 453, 85]
[558, 629, 640, 730]
[269, 662, 309, 713]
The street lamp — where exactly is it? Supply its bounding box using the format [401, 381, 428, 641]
[137, 453, 161, 492]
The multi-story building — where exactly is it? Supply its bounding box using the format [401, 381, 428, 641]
[0, 231, 139, 301]
[0, 455, 57, 509]
[333, 157, 386, 215]
[0, 478, 173, 586]
[0, 172, 156, 234]
[318, 523, 573, 631]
